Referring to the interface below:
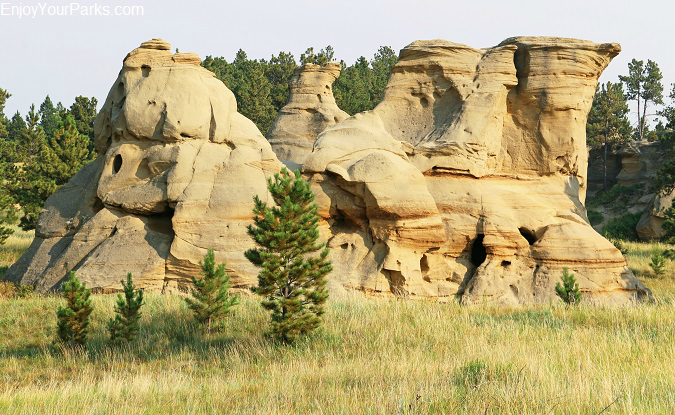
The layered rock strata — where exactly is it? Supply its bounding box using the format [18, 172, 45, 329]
[7, 37, 650, 305]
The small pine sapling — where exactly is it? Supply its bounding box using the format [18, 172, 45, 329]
[56, 271, 93, 346]
[108, 273, 144, 344]
[555, 267, 582, 305]
[185, 249, 239, 333]
[649, 250, 667, 278]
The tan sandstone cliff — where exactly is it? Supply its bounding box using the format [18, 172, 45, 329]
[6, 37, 650, 305]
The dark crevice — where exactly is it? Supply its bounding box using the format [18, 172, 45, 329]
[112, 154, 123, 174]
[518, 227, 537, 245]
[470, 234, 487, 268]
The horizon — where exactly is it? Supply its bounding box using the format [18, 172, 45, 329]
[1, 0, 674, 128]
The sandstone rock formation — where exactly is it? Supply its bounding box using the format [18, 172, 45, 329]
[267, 63, 348, 166]
[6, 39, 281, 292]
[298, 37, 650, 304]
[7, 37, 650, 305]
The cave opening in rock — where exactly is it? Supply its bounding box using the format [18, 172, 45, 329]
[518, 227, 537, 245]
[113, 154, 123, 174]
[470, 234, 487, 268]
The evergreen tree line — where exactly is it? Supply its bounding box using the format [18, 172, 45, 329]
[586, 58, 675, 241]
[587, 58, 675, 196]
[0, 91, 97, 241]
[202, 45, 399, 133]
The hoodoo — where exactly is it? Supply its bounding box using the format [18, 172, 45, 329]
[7, 37, 650, 305]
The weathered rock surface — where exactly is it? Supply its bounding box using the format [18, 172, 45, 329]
[7, 37, 650, 305]
[267, 63, 348, 166]
[6, 39, 281, 292]
[302, 37, 649, 304]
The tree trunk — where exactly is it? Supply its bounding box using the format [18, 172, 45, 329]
[637, 91, 642, 140]
[603, 137, 608, 190]
[641, 101, 649, 141]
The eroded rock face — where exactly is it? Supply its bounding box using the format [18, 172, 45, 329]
[302, 37, 649, 304]
[267, 63, 348, 166]
[6, 39, 281, 292]
[587, 140, 673, 240]
[7, 37, 650, 305]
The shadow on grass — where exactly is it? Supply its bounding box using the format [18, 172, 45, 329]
[0, 310, 245, 363]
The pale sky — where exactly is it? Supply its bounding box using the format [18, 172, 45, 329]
[1, 0, 674, 128]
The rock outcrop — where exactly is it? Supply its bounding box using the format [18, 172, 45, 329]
[587, 140, 673, 240]
[267, 63, 348, 166]
[6, 39, 280, 292]
[7, 37, 650, 305]
[299, 37, 649, 304]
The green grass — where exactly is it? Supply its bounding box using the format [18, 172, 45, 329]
[0, 230, 673, 414]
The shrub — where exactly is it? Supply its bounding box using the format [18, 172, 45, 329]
[588, 184, 643, 211]
[56, 271, 93, 346]
[555, 267, 582, 305]
[649, 250, 667, 278]
[108, 273, 144, 344]
[587, 209, 604, 226]
[0, 281, 35, 299]
[663, 206, 674, 243]
[246, 168, 331, 342]
[185, 249, 239, 333]
[601, 212, 642, 241]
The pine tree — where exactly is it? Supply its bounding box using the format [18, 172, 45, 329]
[555, 268, 582, 305]
[68, 96, 98, 151]
[619, 59, 664, 141]
[245, 168, 331, 342]
[300, 46, 334, 66]
[108, 273, 144, 344]
[38, 95, 62, 138]
[586, 82, 632, 189]
[649, 250, 667, 278]
[264, 51, 297, 113]
[185, 249, 239, 333]
[14, 115, 93, 230]
[56, 271, 93, 346]
[0, 87, 15, 245]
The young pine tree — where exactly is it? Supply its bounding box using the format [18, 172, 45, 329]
[245, 168, 332, 342]
[649, 250, 667, 278]
[555, 268, 582, 305]
[56, 271, 93, 346]
[185, 249, 239, 333]
[108, 273, 144, 344]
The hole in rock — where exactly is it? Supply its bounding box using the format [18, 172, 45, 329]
[518, 227, 537, 245]
[112, 154, 123, 174]
[420, 254, 430, 274]
[340, 243, 349, 249]
[141, 65, 151, 77]
[420, 97, 429, 108]
[501, 260, 511, 267]
[470, 234, 487, 268]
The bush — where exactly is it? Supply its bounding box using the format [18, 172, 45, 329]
[56, 271, 93, 346]
[555, 267, 582, 305]
[602, 212, 642, 241]
[0, 281, 34, 299]
[588, 184, 643, 211]
[587, 209, 604, 226]
[649, 250, 667, 278]
[185, 249, 239, 333]
[108, 273, 144, 344]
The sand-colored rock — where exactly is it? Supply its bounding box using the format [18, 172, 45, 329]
[6, 39, 280, 292]
[303, 37, 648, 304]
[6, 37, 650, 305]
[267, 63, 348, 166]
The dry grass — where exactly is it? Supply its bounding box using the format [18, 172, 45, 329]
[0, 230, 673, 414]
[0, 226, 33, 278]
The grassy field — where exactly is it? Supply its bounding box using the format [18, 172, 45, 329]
[0, 230, 673, 414]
